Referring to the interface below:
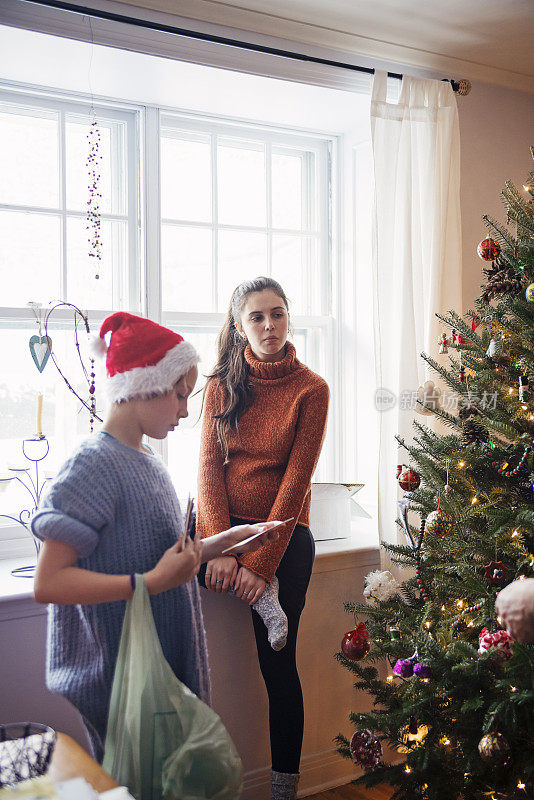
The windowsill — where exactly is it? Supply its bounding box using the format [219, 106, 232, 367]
[315, 516, 379, 556]
[0, 519, 380, 607]
[312, 516, 380, 574]
[0, 556, 37, 603]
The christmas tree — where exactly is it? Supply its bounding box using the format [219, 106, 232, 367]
[336, 149, 534, 800]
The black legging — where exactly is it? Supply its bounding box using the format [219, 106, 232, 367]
[197, 517, 315, 774]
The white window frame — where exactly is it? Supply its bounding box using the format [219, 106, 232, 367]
[0, 87, 140, 554]
[0, 85, 345, 559]
[153, 110, 338, 479]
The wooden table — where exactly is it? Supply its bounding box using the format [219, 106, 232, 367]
[47, 733, 118, 794]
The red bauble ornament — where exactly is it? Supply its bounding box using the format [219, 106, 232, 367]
[477, 237, 501, 261]
[483, 561, 508, 587]
[398, 468, 421, 492]
[478, 627, 513, 660]
[342, 623, 370, 661]
[478, 732, 510, 765]
[350, 730, 383, 769]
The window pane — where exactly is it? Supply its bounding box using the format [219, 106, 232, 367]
[161, 133, 211, 223]
[272, 151, 304, 230]
[0, 327, 106, 527]
[271, 235, 306, 315]
[0, 106, 59, 208]
[65, 217, 122, 310]
[165, 329, 218, 503]
[218, 140, 266, 227]
[217, 230, 268, 310]
[0, 210, 61, 306]
[292, 330, 308, 367]
[162, 225, 212, 313]
[66, 116, 125, 215]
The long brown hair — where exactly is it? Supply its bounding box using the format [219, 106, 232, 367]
[205, 276, 290, 463]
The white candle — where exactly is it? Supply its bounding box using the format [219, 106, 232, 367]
[36, 393, 43, 438]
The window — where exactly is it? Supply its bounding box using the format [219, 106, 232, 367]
[159, 115, 333, 498]
[0, 90, 138, 552]
[0, 87, 338, 556]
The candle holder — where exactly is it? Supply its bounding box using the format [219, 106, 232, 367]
[1, 437, 51, 578]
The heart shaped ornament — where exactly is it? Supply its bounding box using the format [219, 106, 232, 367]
[29, 335, 52, 373]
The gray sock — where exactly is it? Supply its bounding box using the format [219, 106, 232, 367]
[252, 576, 288, 651]
[271, 769, 299, 800]
[229, 576, 288, 650]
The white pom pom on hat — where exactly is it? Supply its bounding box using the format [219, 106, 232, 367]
[95, 312, 200, 403]
[89, 333, 108, 358]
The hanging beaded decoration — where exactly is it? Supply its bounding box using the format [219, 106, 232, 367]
[451, 599, 485, 629]
[86, 112, 102, 281]
[44, 302, 102, 432]
[489, 440, 532, 477]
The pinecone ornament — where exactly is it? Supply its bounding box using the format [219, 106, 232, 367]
[458, 394, 480, 420]
[462, 419, 489, 446]
[482, 259, 524, 303]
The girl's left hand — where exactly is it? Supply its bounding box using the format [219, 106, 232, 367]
[234, 566, 266, 605]
[205, 556, 238, 593]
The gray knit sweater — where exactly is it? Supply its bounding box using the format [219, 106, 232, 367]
[31, 431, 210, 760]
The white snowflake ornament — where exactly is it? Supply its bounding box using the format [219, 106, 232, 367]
[363, 570, 400, 604]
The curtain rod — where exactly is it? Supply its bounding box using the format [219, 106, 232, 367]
[18, 0, 471, 94]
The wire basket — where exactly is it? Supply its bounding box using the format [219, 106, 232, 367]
[0, 723, 56, 788]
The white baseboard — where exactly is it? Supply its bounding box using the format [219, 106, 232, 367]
[241, 747, 356, 800]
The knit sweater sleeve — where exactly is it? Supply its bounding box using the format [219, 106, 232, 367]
[238, 379, 329, 582]
[31, 443, 116, 559]
[196, 378, 232, 539]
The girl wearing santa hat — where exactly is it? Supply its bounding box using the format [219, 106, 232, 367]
[196, 277, 329, 800]
[31, 311, 281, 763]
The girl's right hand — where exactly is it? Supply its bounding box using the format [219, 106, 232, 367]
[145, 535, 202, 595]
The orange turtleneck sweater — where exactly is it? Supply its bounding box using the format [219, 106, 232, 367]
[196, 342, 330, 583]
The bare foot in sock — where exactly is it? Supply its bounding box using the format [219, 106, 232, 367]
[229, 576, 288, 650]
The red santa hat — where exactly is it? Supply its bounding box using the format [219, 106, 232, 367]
[92, 312, 200, 403]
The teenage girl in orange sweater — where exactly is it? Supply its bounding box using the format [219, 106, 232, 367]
[196, 276, 329, 800]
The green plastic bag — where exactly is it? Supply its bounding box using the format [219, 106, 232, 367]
[103, 575, 243, 800]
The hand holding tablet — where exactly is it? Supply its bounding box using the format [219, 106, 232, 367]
[221, 518, 294, 555]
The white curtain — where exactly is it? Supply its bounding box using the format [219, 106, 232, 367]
[370, 72, 462, 554]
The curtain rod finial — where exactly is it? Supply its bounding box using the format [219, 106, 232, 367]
[452, 79, 472, 95]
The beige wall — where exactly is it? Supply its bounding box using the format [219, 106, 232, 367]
[458, 82, 534, 312]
